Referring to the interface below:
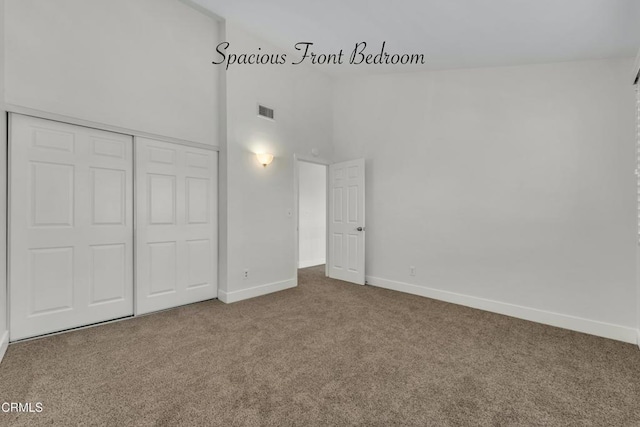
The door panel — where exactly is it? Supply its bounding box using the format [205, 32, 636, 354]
[91, 168, 126, 225]
[148, 242, 178, 295]
[10, 114, 134, 340]
[29, 247, 74, 315]
[148, 174, 176, 225]
[135, 137, 217, 315]
[328, 159, 365, 285]
[30, 162, 75, 226]
[89, 243, 126, 305]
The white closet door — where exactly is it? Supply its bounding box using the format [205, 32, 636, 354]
[10, 114, 134, 340]
[135, 137, 218, 315]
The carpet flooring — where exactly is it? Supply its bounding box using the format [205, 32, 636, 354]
[1, 265, 639, 426]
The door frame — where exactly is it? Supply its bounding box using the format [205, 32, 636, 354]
[293, 154, 330, 283]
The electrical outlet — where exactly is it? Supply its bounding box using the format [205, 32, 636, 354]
[243, 269, 249, 279]
[409, 266, 416, 276]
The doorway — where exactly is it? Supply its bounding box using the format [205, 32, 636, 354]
[294, 156, 366, 286]
[296, 160, 328, 273]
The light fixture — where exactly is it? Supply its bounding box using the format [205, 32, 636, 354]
[256, 153, 274, 167]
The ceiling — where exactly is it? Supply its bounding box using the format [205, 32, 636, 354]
[192, 0, 640, 74]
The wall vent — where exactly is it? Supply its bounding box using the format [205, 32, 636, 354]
[258, 104, 275, 120]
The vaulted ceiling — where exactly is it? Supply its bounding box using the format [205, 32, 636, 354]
[193, 0, 640, 73]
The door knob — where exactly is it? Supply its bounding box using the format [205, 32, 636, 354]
[356, 227, 365, 231]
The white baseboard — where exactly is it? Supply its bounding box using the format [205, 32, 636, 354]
[218, 279, 296, 304]
[366, 276, 638, 345]
[298, 259, 326, 269]
[0, 330, 8, 364]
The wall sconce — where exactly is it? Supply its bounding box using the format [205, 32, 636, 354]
[256, 153, 274, 167]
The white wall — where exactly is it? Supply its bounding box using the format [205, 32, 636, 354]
[636, 78, 640, 342]
[220, 23, 333, 302]
[0, 0, 8, 361]
[4, 0, 219, 145]
[298, 161, 326, 268]
[333, 58, 638, 342]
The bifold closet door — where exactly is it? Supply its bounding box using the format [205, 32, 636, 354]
[135, 137, 218, 315]
[9, 114, 134, 340]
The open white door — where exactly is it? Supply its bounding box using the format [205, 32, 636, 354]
[328, 159, 365, 285]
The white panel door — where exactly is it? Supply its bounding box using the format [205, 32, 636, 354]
[10, 114, 134, 340]
[328, 159, 365, 285]
[135, 137, 218, 315]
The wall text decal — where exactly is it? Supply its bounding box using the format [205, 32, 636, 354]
[212, 41, 425, 70]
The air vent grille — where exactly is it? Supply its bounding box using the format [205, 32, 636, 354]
[258, 104, 275, 120]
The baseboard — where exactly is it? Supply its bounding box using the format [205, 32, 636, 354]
[218, 279, 296, 304]
[0, 330, 8, 364]
[366, 276, 638, 345]
[637, 329, 640, 350]
[298, 259, 326, 269]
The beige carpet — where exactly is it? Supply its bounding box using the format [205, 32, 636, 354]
[1, 265, 639, 426]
